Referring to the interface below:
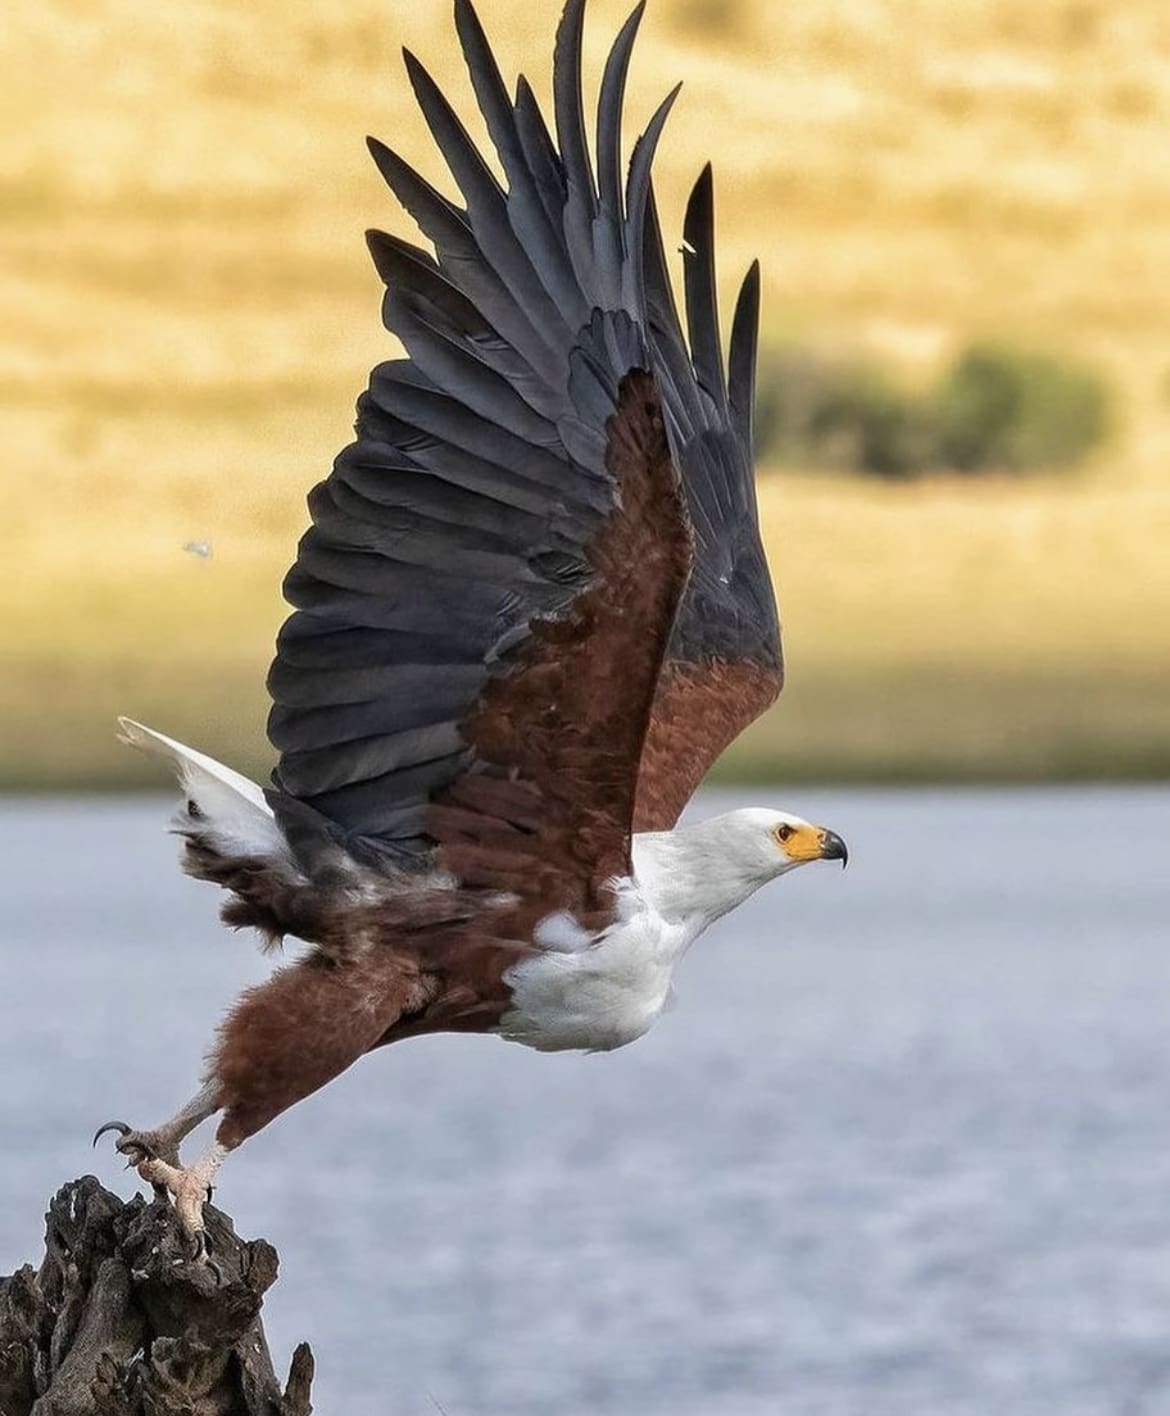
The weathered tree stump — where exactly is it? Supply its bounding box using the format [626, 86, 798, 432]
[0, 1176, 313, 1416]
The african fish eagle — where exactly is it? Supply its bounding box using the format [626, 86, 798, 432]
[95, 0, 848, 1255]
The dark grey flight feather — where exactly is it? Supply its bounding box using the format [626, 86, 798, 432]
[591, 4, 647, 306]
[364, 231, 488, 335]
[268, 0, 781, 867]
[453, 0, 585, 328]
[383, 289, 556, 446]
[365, 137, 552, 375]
[513, 74, 566, 233]
[402, 48, 567, 366]
[597, 4, 645, 226]
[453, 0, 524, 180]
[621, 84, 682, 324]
[728, 260, 761, 460]
[641, 178, 708, 437]
[641, 157, 780, 678]
[368, 237, 566, 423]
[553, 0, 599, 265]
[681, 164, 728, 410]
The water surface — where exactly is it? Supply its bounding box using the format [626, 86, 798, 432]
[2, 788, 1168, 1415]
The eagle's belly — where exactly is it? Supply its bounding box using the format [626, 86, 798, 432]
[496, 895, 683, 1054]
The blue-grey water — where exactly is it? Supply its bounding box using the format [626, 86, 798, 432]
[2, 788, 1169, 1415]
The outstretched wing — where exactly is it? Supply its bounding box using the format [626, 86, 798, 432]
[633, 168, 783, 831]
[266, 0, 690, 914]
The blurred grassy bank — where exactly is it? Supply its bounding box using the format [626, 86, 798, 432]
[3, 0, 1169, 789]
[8, 462, 1168, 790]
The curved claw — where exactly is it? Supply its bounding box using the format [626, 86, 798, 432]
[93, 1121, 164, 1169]
[92, 1121, 131, 1148]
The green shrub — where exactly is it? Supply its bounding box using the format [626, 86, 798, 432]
[929, 343, 1110, 473]
[755, 340, 1110, 478]
[805, 366, 936, 479]
[755, 347, 934, 479]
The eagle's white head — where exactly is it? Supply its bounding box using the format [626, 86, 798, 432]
[631, 806, 848, 934]
[704, 806, 848, 878]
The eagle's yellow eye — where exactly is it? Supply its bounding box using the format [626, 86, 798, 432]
[775, 824, 793, 843]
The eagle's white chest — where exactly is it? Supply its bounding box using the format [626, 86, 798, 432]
[497, 885, 690, 1054]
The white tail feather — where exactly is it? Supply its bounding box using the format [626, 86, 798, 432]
[117, 716, 290, 863]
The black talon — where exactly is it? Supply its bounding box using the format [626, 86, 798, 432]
[95, 1123, 159, 1165]
[92, 1121, 131, 1148]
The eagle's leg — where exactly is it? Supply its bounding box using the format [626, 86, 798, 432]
[133, 1139, 231, 1261]
[208, 954, 437, 1163]
[98, 954, 433, 1250]
[93, 1081, 221, 1179]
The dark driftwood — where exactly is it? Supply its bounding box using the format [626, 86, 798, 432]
[0, 1176, 313, 1416]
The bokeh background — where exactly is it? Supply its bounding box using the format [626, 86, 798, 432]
[4, 0, 1169, 790]
[6, 10, 1170, 1415]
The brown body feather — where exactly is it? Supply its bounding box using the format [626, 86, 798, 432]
[208, 373, 691, 1150]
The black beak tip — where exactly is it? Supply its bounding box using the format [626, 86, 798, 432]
[822, 831, 849, 869]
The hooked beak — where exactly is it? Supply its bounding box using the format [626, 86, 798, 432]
[818, 828, 849, 869]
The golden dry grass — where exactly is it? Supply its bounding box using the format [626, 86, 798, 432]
[3, 0, 1169, 788]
